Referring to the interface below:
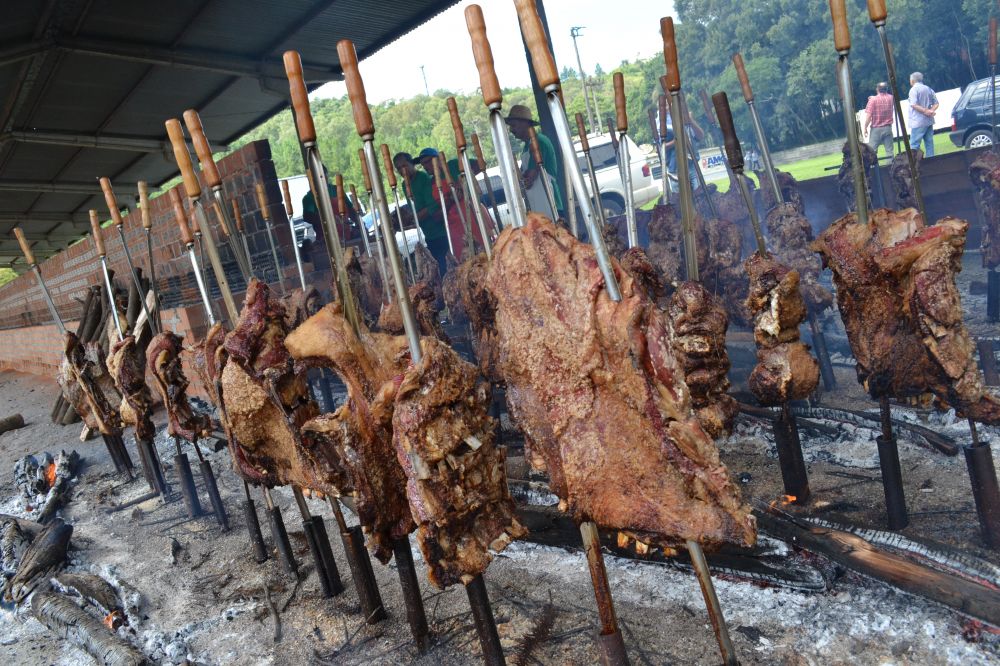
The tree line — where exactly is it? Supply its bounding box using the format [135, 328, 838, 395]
[232, 0, 994, 188]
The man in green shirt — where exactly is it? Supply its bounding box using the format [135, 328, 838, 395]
[393, 149, 448, 272]
[300, 172, 357, 266]
[505, 104, 563, 218]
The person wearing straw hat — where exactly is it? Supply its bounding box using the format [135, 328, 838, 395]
[505, 104, 563, 217]
[393, 149, 448, 271]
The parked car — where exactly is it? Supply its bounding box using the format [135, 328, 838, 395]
[482, 133, 658, 227]
[291, 216, 316, 248]
[950, 76, 1000, 149]
[361, 205, 425, 258]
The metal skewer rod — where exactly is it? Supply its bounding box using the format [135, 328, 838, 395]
[380, 144, 418, 278]
[965, 417, 1000, 549]
[172, 190, 216, 325]
[678, 94, 719, 219]
[613, 72, 639, 248]
[332, 38, 431, 650]
[275, 180, 303, 292]
[356, 163, 393, 302]
[448, 97, 493, 258]
[183, 110, 254, 280]
[658, 92, 671, 203]
[438, 149, 476, 252]
[172, 436, 202, 519]
[400, 171, 426, 257]
[991, 16, 999, 151]
[877, 395, 908, 529]
[471, 132, 504, 233]
[733, 53, 783, 206]
[514, 0, 621, 301]
[467, 5, 528, 231]
[662, 18, 738, 664]
[527, 127, 560, 225]
[100, 178, 158, 335]
[13, 227, 65, 335]
[228, 199, 254, 285]
[90, 211, 124, 341]
[165, 118, 240, 323]
[576, 113, 607, 228]
[291, 485, 343, 598]
[829, 1, 869, 226]
[867, 0, 928, 220]
[431, 152, 458, 259]
[137, 181, 162, 332]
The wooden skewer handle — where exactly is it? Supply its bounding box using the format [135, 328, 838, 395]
[283, 51, 317, 143]
[465, 5, 503, 107]
[138, 181, 151, 229]
[336, 40, 375, 137]
[183, 109, 222, 188]
[661, 17, 681, 92]
[866, 0, 887, 23]
[381, 143, 397, 187]
[402, 169, 414, 199]
[277, 180, 290, 218]
[99, 177, 124, 227]
[439, 152, 454, 186]
[575, 113, 590, 151]
[712, 92, 744, 172]
[829, 0, 851, 53]
[447, 97, 467, 150]
[255, 183, 271, 222]
[513, 0, 559, 90]
[527, 127, 545, 168]
[698, 90, 717, 125]
[349, 184, 361, 215]
[613, 72, 628, 132]
[169, 189, 194, 245]
[165, 119, 202, 199]
[13, 227, 35, 265]
[991, 17, 998, 66]
[432, 152, 445, 185]
[335, 173, 347, 217]
[359, 148, 373, 191]
[733, 53, 754, 103]
[212, 200, 230, 237]
[471, 132, 487, 169]
[231, 199, 244, 232]
[658, 94, 668, 136]
[89, 210, 106, 256]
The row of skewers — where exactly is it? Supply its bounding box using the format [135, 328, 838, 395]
[10, 1, 1000, 664]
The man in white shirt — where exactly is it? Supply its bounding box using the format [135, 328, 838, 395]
[907, 72, 939, 157]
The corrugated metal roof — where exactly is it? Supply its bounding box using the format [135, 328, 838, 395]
[0, 0, 460, 269]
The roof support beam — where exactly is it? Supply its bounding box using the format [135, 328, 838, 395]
[0, 213, 91, 224]
[0, 180, 156, 194]
[0, 129, 228, 153]
[56, 36, 340, 83]
[0, 40, 51, 68]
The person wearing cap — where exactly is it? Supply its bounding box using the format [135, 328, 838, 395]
[865, 82, 895, 158]
[505, 105, 563, 218]
[393, 149, 448, 271]
[440, 157, 486, 262]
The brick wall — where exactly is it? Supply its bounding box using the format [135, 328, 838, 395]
[0, 139, 329, 390]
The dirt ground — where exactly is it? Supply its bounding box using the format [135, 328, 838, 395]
[1, 253, 1000, 665]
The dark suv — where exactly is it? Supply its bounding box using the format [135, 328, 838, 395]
[950, 76, 1000, 149]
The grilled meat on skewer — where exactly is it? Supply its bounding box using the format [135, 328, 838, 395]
[287, 302, 414, 563]
[969, 150, 1000, 270]
[147, 332, 213, 442]
[744, 253, 820, 404]
[756, 168, 805, 214]
[105, 336, 155, 442]
[282, 286, 323, 330]
[455, 254, 501, 380]
[836, 141, 877, 212]
[58, 333, 121, 436]
[764, 204, 833, 312]
[392, 336, 525, 587]
[378, 281, 449, 342]
[344, 247, 384, 326]
[812, 209, 1000, 422]
[489, 214, 755, 549]
[413, 242, 443, 309]
[890, 150, 923, 211]
[442, 253, 467, 324]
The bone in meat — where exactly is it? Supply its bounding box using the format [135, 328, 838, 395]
[812, 209, 1000, 422]
[287, 302, 414, 563]
[392, 336, 525, 587]
[58, 333, 121, 436]
[147, 332, 213, 442]
[744, 253, 819, 404]
[105, 336, 155, 442]
[489, 214, 755, 549]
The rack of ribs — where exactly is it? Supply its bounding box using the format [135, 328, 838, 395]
[286, 301, 414, 563]
[744, 253, 819, 405]
[105, 336, 155, 442]
[147, 332, 213, 442]
[969, 150, 1000, 270]
[489, 214, 755, 550]
[812, 208, 1000, 422]
[392, 336, 526, 587]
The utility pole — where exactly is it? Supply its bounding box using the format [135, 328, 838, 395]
[420, 65, 429, 96]
[570, 27, 598, 135]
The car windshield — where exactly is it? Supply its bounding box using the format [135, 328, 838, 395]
[578, 143, 619, 173]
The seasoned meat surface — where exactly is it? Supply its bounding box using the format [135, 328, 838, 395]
[58, 333, 121, 436]
[812, 209, 1000, 422]
[378, 281, 448, 342]
[106, 336, 155, 442]
[765, 204, 832, 311]
[970, 150, 1000, 269]
[489, 214, 755, 549]
[147, 332, 213, 442]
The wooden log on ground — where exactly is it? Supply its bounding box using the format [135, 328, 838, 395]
[0, 414, 25, 434]
[31, 592, 148, 666]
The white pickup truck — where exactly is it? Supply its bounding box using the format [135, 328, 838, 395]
[482, 132, 659, 227]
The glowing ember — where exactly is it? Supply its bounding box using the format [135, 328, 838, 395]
[768, 494, 798, 510]
[45, 462, 57, 489]
[103, 610, 125, 631]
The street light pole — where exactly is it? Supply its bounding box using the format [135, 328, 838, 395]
[570, 27, 597, 134]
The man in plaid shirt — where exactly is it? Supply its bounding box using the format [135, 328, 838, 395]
[864, 82, 895, 157]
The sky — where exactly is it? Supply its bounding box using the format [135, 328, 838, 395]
[314, 0, 675, 103]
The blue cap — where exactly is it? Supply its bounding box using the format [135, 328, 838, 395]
[414, 147, 439, 163]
